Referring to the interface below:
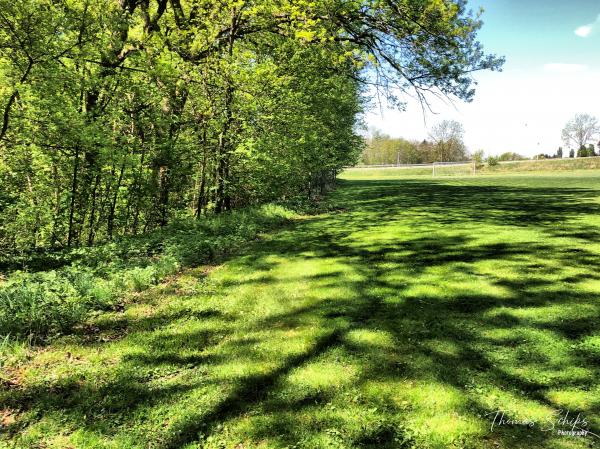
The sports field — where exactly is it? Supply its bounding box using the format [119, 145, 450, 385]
[2, 169, 600, 448]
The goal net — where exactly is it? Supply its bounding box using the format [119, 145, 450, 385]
[432, 161, 475, 177]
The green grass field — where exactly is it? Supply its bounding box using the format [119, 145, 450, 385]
[2, 169, 600, 448]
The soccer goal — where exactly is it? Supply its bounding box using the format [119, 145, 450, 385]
[432, 161, 476, 177]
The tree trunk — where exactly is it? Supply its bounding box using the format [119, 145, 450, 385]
[87, 173, 101, 246]
[196, 141, 208, 217]
[158, 165, 169, 226]
[50, 162, 62, 247]
[215, 84, 234, 213]
[131, 146, 146, 235]
[107, 160, 126, 239]
[67, 147, 80, 247]
[215, 10, 237, 213]
[0, 59, 33, 141]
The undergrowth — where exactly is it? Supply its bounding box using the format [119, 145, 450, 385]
[0, 204, 295, 342]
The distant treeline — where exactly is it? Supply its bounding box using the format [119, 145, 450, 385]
[361, 135, 448, 165]
[361, 122, 470, 165]
[535, 144, 598, 160]
[362, 130, 599, 167]
[363, 113, 600, 167]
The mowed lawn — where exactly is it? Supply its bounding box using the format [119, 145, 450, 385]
[3, 170, 600, 449]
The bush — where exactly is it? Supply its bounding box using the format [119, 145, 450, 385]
[472, 149, 484, 166]
[0, 204, 295, 341]
[487, 156, 499, 167]
[0, 272, 87, 340]
[153, 256, 180, 279]
[86, 279, 117, 309]
[123, 266, 156, 293]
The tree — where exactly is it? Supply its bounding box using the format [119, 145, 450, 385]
[577, 146, 589, 158]
[487, 156, 499, 167]
[361, 132, 442, 165]
[0, 0, 503, 253]
[569, 149, 575, 158]
[498, 152, 525, 161]
[556, 147, 563, 159]
[588, 144, 597, 157]
[473, 149, 485, 167]
[562, 114, 600, 153]
[429, 120, 467, 162]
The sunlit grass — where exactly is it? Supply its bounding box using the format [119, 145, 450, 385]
[2, 170, 600, 448]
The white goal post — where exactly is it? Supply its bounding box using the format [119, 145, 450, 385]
[432, 160, 476, 177]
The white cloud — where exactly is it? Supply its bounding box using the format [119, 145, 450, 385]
[543, 63, 588, 73]
[575, 25, 592, 37]
[574, 14, 600, 37]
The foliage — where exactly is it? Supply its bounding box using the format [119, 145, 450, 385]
[472, 149, 485, 169]
[577, 144, 597, 158]
[0, 271, 86, 338]
[428, 120, 468, 162]
[498, 151, 526, 161]
[0, 0, 502, 253]
[487, 155, 499, 166]
[0, 205, 294, 341]
[361, 131, 421, 165]
[362, 122, 469, 166]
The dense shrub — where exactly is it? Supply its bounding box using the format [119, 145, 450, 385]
[487, 156, 499, 167]
[0, 205, 294, 342]
[0, 272, 86, 338]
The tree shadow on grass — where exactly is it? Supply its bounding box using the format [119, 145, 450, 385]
[3, 178, 600, 448]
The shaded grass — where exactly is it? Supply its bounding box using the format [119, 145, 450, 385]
[2, 171, 600, 448]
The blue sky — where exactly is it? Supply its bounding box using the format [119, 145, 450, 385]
[473, 0, 600, 69]
[366, 0, 600, 157]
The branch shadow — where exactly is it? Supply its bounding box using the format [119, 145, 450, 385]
[3, 177, 600, 448]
